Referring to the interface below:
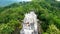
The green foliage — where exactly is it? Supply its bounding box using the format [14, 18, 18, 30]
[46, 24, 60, 34]
[0, 0, 60, 34]
[0, 20, 20, 34]
[43, 24, 60, 34]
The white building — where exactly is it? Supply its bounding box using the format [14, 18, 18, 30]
[20, 11, 38, 34]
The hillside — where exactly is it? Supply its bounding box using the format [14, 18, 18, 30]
[0, 0, 60, 34]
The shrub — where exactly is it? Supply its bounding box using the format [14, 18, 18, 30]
[46, 24, 60, 34]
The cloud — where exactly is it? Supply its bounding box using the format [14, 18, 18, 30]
[57, 0, 60, 1]
[17, 0, 32, 1]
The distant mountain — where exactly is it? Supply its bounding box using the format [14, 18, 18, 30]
[0, 0, 18, 6]
[0, 0, 32, 7]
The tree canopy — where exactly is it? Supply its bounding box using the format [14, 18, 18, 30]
[0, 0, 60, 34]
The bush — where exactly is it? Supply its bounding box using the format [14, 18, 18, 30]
[0, 20, 21, 34]
[46, 24, 60, 34]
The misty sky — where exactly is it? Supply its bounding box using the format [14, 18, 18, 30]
[0, 0, 32, 6]
[0, 0, 60, 7]
[57, 0, 60, 1]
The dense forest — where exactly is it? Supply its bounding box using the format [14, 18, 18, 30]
[0, 0, 60, 34]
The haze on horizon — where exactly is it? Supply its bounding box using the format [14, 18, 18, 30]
[0, 0, 32, 7]
[57, 0, 60, 1]
[0, 0, 60, 7]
